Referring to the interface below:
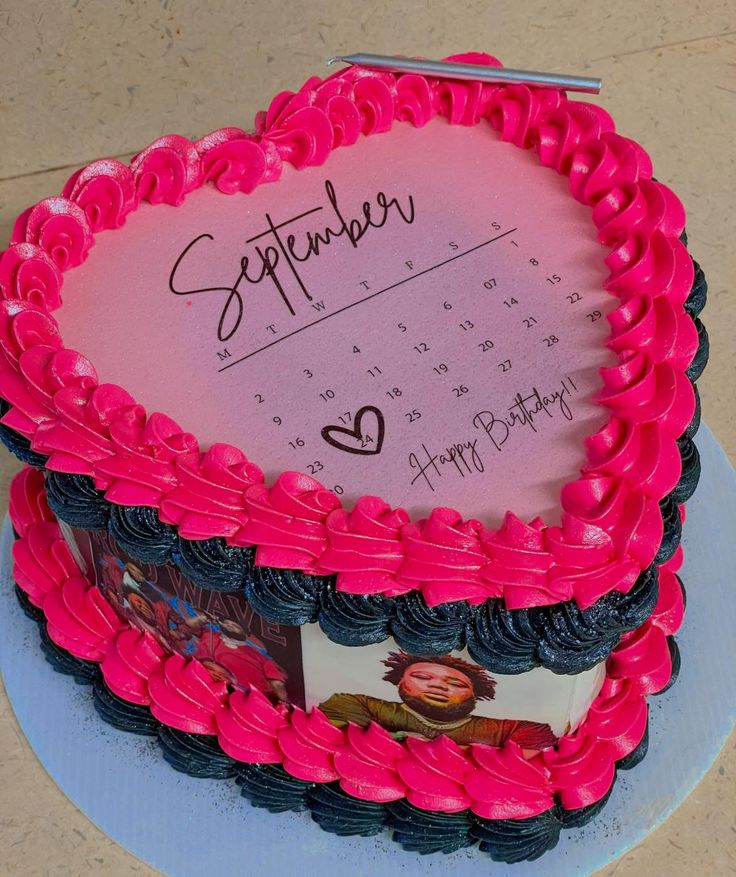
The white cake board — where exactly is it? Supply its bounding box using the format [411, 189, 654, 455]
[1, 423, 734, 877]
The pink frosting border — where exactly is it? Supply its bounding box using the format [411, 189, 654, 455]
[10, 464, 684, 817]
[0, 53, 698, 610]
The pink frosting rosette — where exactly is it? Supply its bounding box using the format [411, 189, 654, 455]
[543, 512, 615, 568]
[0, 244, 63, 311]
[561, 475, 662, 568]
[435, 52, 502, 126]
[33, 383, 145, 476]
[0, 345, 97, 447]
[0, 300, 62, 367]
[94, 412, 198, 506]
[101, 627, 167, 706]
[393, 73, 438, 128]
[480, 514, 562, 609]
[535, 100, 615, 175]
[545, 733, 616, 810]
[464, 741, 555, 819]
[584, 417, 682, 500]
[605, 227, 693, 308]
[343, 69, 397, 136]
[159, 443, 264, 540]
[598, 352, 695, 440]
[241, 472, 341, 572]
[606, 621, 672, 695]
[395, 735, 474, 812]
[583, 677, 648, 760]
[262, 104, 335, 170]
[608, 294, 698, 373]
[12, 521, 78, 608]
[130, 135, 201, 206]
[8, 465, 53, 536]
[44, 576, 124, 661]
[11, 197, 93, 271]
[277, 707, 346, 782]
[593, 178, 686, 246]
[196, 127, 274, 194]
[488, 83, 564, 148]
[62, 159, 138, 232]
[310, 76, 364, 147]
[255, 77, 323, 132]
[216, 687, 290, 763]
[398, 508, 490, 606]
[332, 722, 407, 802]
[568, 131, 652, 206]
[649, 566, 685, 635]
[147, 653, 229, 735]
[320, 496, 411, 596]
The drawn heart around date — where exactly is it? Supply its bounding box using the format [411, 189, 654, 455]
[321, 405, 385, 456]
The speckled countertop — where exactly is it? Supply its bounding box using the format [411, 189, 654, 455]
[0, 2, 734, 875]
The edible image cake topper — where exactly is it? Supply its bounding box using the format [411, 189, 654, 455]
[56, 117, 613, 527]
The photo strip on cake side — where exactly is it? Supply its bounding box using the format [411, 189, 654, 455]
[9, 463, 684, 861]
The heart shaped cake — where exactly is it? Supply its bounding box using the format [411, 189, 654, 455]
[0, 52, 708, 862]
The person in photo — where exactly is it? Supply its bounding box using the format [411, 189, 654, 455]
[195, 618, 290, 702]
[319, 651, 556, 750]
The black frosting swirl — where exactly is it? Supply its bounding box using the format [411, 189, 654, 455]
[466, 602, 539, 674]
[684, 259, 707, 318]
[683, 384, 702, 441]
[317, 583, 392, 646]
[14, 583, 45, 624]
[677, 572, 687, 611]
[616, 717, 649, 771]
[556, 781, 616, 828]
[172, 536, 253, 592]
[236, 763, 312, 812]
[470, 808, 562, 863]
[655, 495, 682, 565]
[108, 504, 177, 564]
[387, 800, 475, 854]
[391, 592, 470, 655]
[655, 637, 681, 695]
[45, 472, 110, 530]
[92, 676, 160, 736]
[244, 566, 325, 625]
[467, 564, 658, 676]
[686, 318, 709, 382]
[307, 783, 387, 837]
[38, 623, 100, 685]
[158, 726, 238, 778]
[671, 436, 701, 504]
[532, 603, 624, 675]
[598, 562, 661, 631]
